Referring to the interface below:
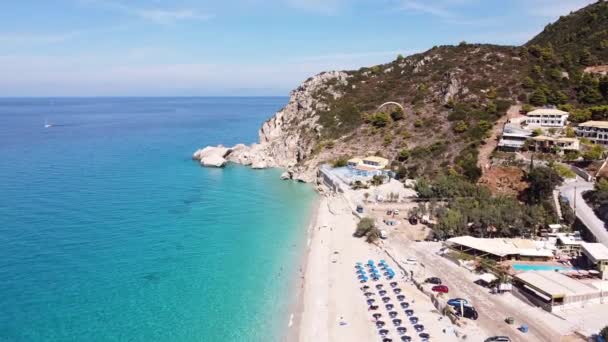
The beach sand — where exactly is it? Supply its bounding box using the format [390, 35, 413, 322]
[292, 191, 460, 342]
[296, 193, 379, 342]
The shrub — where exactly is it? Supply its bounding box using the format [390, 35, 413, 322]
[390, 107, 405, 121]
[370, 112, 391, 128]
[333, 158, 348, 168]
[398, 149, 411, 162]
[552, 163, 576, 179]
[583, 144, 604, 161]
[453, 120, 469, 133]
[354, 217, 375, 237]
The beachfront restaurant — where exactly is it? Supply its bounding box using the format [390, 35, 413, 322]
[446, 236, 554, 262]
[513, 271, 603, 312]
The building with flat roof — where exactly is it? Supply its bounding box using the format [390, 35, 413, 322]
[581, 243, 608, 278]
[498, 123, 533, 151]
[530, 135, 580, 154]
[361, 156, 389, 169]
[554, 233, 583, 258]
[526, 108, 569, 128]
[576, 121, 608, 145]
[446, 236, 554, 261]
[513, 271, 604, 312]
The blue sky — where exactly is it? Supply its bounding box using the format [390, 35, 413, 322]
[0, 0, 596, 96]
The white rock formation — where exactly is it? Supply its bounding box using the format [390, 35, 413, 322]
[193, 71, 349, 182]
[192, 146, 231, 168]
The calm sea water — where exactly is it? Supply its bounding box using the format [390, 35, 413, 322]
[0, 97, 316, 342]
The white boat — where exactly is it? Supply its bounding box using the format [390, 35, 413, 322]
[44, 119, 53, 128]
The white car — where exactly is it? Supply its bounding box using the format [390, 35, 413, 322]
[405, 257, 417, 265]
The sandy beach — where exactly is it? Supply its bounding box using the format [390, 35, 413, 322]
[293, 190, 458, 342]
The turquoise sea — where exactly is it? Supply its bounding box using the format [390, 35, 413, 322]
[0, 97, 317, 342]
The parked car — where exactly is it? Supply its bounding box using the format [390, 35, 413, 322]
[484, 336, 511, 342]
[455, 305, 479, 320]
[431, 285, 449, 293]
[425, 277, 442, 285]
[447, 298, 470, 307]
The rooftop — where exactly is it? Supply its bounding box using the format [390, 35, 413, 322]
[362, 156, 389, 164]
[527, 108, 569, 116]
[532, 135, 578, 143]
[581, 243, 608, 262]
[447, 236, 553, 258]
[578, 121, 608, 129]
[515, 271, 598, 298]
[347, 158, 362, 164]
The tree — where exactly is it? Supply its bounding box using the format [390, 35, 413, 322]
[526, 166, 563, 204]
[569, 108, 591, 123]
[580, 48, 594, 66]
[532, 128, 543, 136]
[390, 107, 405, 121]
[583, 144, 604, 161]
[521, 104, 534, 113]
[529, 89, 547, 106]
[354, 217, 375, 237]
[522, 77, 535, 89]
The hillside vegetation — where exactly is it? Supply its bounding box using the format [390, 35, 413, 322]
[304, 1, 608, 184]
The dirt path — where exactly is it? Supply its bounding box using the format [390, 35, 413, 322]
[477, 104, 523, 172]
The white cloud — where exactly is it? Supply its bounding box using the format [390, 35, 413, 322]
[524, 0, 596, 18]
[285, 0, 347, 14]
[82, 0, 212, 24]
[399, 0, 454, 18]
[0, 32, 80, 44]
[134, 9, 213, 24]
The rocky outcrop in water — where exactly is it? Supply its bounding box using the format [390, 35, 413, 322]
[194, 71, 349, 182]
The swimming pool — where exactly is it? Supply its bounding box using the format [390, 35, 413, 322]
[512, 263, 574, 272]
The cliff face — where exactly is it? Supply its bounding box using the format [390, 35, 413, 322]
[193, 71, 349, 182]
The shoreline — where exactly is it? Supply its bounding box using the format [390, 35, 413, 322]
[285, 191, 321, 342]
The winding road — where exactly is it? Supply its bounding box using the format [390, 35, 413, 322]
[559, 178, 608, 247]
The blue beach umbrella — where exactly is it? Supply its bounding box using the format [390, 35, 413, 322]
[368, 260, 374, 265]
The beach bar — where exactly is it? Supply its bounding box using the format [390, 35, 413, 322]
[446, 236, 553, 262]
[513, 271, 603, 312]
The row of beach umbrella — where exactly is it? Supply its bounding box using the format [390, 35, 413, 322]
[357, 260, 430, 342]
[355, 260, 396, 283]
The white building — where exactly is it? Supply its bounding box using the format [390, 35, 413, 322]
[498, 123, 533, 151]
[526, 108, 569, 128]
[576, 121, 608, 145]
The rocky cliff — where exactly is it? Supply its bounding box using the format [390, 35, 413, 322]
[194, 71, 349, 182]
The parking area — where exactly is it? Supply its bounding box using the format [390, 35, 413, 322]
[384, 240, 579, 342]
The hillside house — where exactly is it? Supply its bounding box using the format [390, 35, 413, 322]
[498, 123, 533, 151]
[530, 135, 580, 154]
[576, 121, 608, 145]
[525, 108, 569, 128]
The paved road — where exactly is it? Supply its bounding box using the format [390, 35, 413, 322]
[559, 178, 608, 247]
